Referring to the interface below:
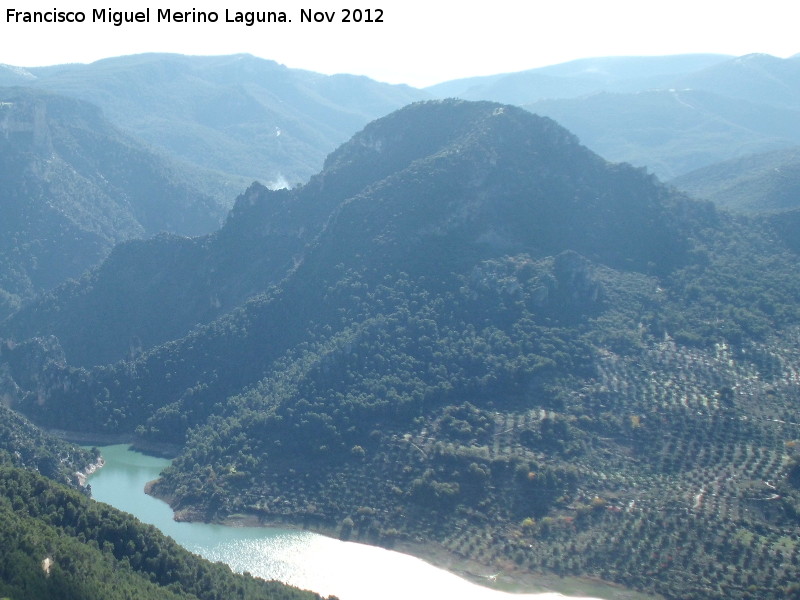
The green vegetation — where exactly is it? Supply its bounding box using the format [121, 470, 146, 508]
[3, 99, 800, 599]
[149, 226, 800, 600]
[0, 402, 96, 488]
[0, 466, 325, 600]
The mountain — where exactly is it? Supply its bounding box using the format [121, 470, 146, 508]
[523, 88, 800, 178]
[0, 87, 237, 319]
[674, 53, 800, 109]
[671, 146, 800, 212]
[5, 53, 428, 185]
[0, 99, 689, 368]
[429, 54, 800, 179]
[0, 149, 410, 366]
[3, 99, 800, 600]
[427, 54, 731, 104]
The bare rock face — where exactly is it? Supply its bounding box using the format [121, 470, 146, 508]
[552, 250, 603, 308]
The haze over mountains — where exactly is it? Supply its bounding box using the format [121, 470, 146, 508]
[426, 54, 733, 103]
[0, 53, 428, 319]
[672, 146, 800, 213]
[4, 50, 799, 225]
[7, 51, 800, 185]
[429, 53, 800, 179]
[0, 53, 428, 184]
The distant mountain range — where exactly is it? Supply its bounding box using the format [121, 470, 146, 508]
[0, 53, 428, 185]
[427, 53, 733, 103]
[3, 99, 800, 600]
[4, 51, 799, 234]
[11, 51, 800, 185]
[429, 53, 800, 178]
[525, 88, 800, 179]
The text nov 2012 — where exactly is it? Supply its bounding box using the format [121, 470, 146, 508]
[300, 8, 383, 22]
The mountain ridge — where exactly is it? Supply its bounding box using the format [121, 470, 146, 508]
[3, 53, 429, 184]
[426, 53, 733, 103]
[1, 100, 692, 366]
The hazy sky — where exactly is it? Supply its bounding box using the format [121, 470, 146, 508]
[2, 0, 797, 87]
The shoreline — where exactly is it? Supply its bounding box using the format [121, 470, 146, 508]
[75, 455, 105, 488]
[87, 441, 659, 600]
[51, 428, 181, 458]
[145, 483, 659, 600]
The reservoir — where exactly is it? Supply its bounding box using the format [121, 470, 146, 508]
[87, 444, 613, 600]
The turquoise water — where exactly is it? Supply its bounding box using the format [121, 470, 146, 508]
[87, 444, 603, 600]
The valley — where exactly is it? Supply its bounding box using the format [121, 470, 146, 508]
[2, 53, 800, 600]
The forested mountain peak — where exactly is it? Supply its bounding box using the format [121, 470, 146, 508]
[301, 99, 696, 278]
[1, 99, 700, 367]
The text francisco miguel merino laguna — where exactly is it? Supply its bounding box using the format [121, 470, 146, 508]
[5, 7, 296, 26]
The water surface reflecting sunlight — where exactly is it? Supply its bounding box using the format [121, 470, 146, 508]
[88, 444, 603, 600]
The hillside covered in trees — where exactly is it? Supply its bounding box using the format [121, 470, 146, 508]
[0, 376, 325, 600]
[0, 87, 234, 320]
[671, 146, 800, 213]
[2, 100, 800, 600]
[0, 466, 325, 600]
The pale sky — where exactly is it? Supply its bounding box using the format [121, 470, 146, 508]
[1, 0, 798, 87]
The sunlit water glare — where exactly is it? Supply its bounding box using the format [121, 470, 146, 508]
[88, 444, 602, 600]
